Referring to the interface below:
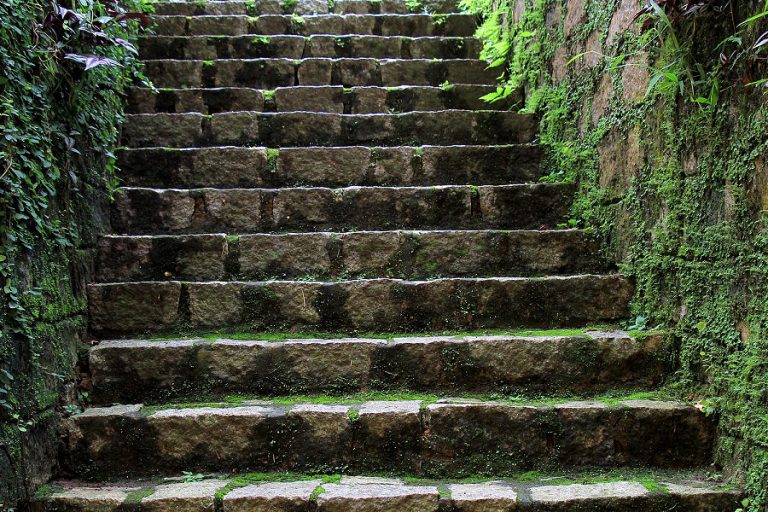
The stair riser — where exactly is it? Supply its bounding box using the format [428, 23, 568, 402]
[151, 0, 462, 16]
[65, 402, 712, 479]
[143, 58, 499, 89]
[152, 14, 476, 37]
[87, 276, 632, 335]
[127, 84, 518, 115]
[117, 145, 541, 188]
[96, 230, 607, 282]
[139, 35, 483, 60]
[122, 111, 534, 148]
[90, 334, 667, 403]
[111, 185, 572, 235]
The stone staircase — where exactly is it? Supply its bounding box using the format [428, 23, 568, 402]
[34, 1, 741, 510]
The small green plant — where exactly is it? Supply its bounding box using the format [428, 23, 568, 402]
[291, 13, 305, 25]
[635, 0, 768, 105]
[181, 471, 206, 483]
[406, 0, 423, 13]
[309, 486, 326, 501]
[282, 0, 298, 13]
[439, 80, 454, 91]
[432, 13, 447, 27]
[252, 36, 271, 45]
[266, 148, 280, 173]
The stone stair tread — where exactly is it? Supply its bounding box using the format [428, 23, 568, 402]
[88, 330, 666, 403]
[151, 13, 477, 37]
[117, 144, 541, 188]
[95, 229, 609, 282]
[121, 110, 534, 148]
[86, 275, 633, 335]
[142, 57, 500, 88]
[110, 184, 573, 234]
[63, 398, 712, 478]
[34, 472, 740, 511]
[150, 0, 463, 16]
[138, 34, 484, 60]
[127, 84, 519, 115]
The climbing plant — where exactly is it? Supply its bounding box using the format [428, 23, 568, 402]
[0, 0, 149, 508]
[463, 0, 768, 510]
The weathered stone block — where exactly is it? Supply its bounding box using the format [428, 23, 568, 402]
[274, 86, 344, 113]
[222, 480, 323, 511]
[149, 406, 275, 469]
[238, 233, 332, 278]
[528, 482, 649, 510]
[122, 112, 203, 147]
[141, 480, 228, 512]
[316, 484, 440, 512]
[354, 401, 422, 471]
[447, 483, 518, 512]
[190, 15, 249, 35]
[33, 487, 138, 512]
[209, 112, 260, 145]
[277, 147, 371, 185]
[88, 282, 181, 334]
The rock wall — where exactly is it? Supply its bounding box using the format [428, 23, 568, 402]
[0, 1, 143, 509]
[477, 0, 768, 508]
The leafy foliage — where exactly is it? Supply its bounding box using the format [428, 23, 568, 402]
[463, 0, 768, 510]
[0, 0, 149, 507]
[635, 0, 768, 104]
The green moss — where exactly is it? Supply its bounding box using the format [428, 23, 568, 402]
[0, 3, 146, 503]
[463, 0, 768, 507]
[309, 485, 326, 501]
[266, 147, 280, 173]
[282, 0, 298, 13]
[125, 487, 155, 504]
[142, 389, 674, 413]
[640, 479, 669, 493]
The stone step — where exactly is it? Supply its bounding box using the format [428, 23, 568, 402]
[151, 0, 463, 16]
[63, 399, 711, 478]
[89, 331, 665, 403]
[122, 111, 534, 148]
[110, 184, 572, 235]
[152, 14, 476, 37]
[143, 58, 499, 89]
[127, 84, 519, 115]
[86, 275, 632, 335]
[95, 229, 608, 282]
[117, 145, 541, 188]
[32, 475, 741, 512]
[139, 35, 483, 60]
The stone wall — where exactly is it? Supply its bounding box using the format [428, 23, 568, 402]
[489, 0, 768, 507]
[0, 186, 110, 511]
[0, 0, 141, 508]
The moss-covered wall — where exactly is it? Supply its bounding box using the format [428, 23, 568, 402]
[463, 0, 768, 509]
[0, 1, 146, 509]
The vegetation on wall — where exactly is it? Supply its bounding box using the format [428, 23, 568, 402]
[0, 0, 148, 508]
[462, 0, 768, 509]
